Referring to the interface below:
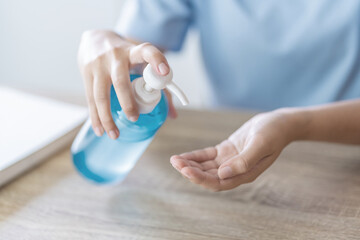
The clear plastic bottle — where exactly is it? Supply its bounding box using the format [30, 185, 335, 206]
[71, 66, 188, 184]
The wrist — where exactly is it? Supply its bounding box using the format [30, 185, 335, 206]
[274, 107, 312, 142]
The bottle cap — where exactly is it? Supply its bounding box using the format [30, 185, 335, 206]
[132, 64, 189, 113]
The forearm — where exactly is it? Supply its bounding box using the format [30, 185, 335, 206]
[284, 99, 360, 145]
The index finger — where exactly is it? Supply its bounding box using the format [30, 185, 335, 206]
[177, 147, 217, 162]
[128, 42, 170, 76]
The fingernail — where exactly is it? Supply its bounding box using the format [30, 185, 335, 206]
[129, 116, 138, 122]
[94, 127, 103, 136]
[158, 62, 169, 75]
[108, 130, 118, 140]
[219, 166, 233, 179]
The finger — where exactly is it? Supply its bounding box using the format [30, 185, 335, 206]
[93, 73, 119, 140]
[214, 140, 239, 165]
[205, 169, 219, 175]
[170, 155, 189, 171]
[200, 160, 219, 171]
[89, 99, 104, 137]
[218, 137, 273, 179]
[129, 42, 170, 76]
[170, 155, 204, 170]
[164, 89, 177, 119]
[179, 147, 217, 162]
[218, 154, 277, 191]
[171, 154, 219, 175]
[181, 166, 221, 191]
[111, 62, 139, 121]
[82, 71, 104, 136]
[182, 155, 275, 192]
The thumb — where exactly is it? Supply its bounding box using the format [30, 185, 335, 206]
[218, 140, 268, 179]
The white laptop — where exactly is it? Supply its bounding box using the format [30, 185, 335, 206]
[0, 87, 88, 186]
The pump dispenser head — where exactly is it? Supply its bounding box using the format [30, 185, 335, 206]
[133, 64, 189, 114]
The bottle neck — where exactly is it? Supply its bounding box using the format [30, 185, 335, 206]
[144, 83, 154, 92]
[132, 77, 161, 114]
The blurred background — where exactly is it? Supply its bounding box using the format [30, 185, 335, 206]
[0, 0, 211, 109]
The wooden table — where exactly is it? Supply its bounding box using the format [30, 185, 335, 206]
[1, 109, 360, 240]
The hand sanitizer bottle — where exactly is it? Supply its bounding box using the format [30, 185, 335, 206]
[71, 65, 188, 184]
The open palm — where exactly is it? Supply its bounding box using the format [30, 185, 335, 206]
[170, 111, 292, 191]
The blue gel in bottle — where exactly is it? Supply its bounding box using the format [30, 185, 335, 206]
[71, 74, 168, 184]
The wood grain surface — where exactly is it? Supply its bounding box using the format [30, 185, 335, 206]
[0, 109, 360, 240]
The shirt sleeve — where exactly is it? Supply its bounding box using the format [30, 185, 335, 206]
[115, 0, 193, 51]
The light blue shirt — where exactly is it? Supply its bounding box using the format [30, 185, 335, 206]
[116, 0, 360, 111]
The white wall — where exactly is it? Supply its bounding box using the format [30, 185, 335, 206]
[0, 0, 210, 109]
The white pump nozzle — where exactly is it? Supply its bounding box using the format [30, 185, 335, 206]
[166, 82, 189, 105]
[143, 65, 189, 106]
[132, 64, 189, 114]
